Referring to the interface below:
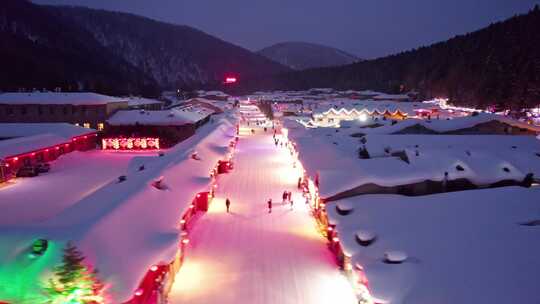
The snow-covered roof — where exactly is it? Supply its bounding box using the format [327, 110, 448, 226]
[0, 115, 236, 302]
[326, 187, 540, 303]
[0, 92, 127, 105]
[286, 119, 539, 198]
[0, 133, 70, 159]
[0, 123, 96, 140]
[126, 97, 163, 107]
[352, 113, 540, 135]
[372, 93, 410, 100]
[107, 108, 210, 126]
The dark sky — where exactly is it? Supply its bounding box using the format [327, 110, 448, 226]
[34, 0, 540, 59]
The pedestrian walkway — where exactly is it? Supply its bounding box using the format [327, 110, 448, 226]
[168, 132, 356, 304]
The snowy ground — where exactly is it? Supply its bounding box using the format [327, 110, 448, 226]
[168, 131, 356, 304]
[0, 150, 156, 225]
[327, 187, 540, 303]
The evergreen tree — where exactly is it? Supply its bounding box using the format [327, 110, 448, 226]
[44, 241, 105, 304]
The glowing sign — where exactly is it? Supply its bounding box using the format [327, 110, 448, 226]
[101, 137, 160, 150]
[225, 77, 237, 84]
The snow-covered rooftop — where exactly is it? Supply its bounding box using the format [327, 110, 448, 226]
[0, 134, 71, 159]
[326, 187, 540, 303]
[285, 119, 539, 198]
[126, 97, 163, 107]
[0, 123, 96, 140]
[107, 108, 211, 126]
[0, 92, 127, 105]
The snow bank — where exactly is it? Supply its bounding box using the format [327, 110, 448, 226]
[326, 187, 540, 303]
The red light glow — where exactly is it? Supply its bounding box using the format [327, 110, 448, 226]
[101, 137, 161, 151]
[225, 77, 237, 84]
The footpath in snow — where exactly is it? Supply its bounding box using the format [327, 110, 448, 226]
[168, 130, 356, 304]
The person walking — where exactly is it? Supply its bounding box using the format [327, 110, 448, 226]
[297, 177, 302, 189]
[267, 199, 272, 213]
[290, 199, 294, 210]
[282, 191, 288, 203]
[287, 191, 292, 202]
[225, 198, 231, 213]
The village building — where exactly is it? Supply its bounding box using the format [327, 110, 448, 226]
[0, 123, 97, 182]
[0, 92, 129, 131]
[104, 106, 216, 149]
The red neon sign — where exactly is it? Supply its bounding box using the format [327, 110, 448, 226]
[225, 77, 237, 84]
[101, 137, 160, 150]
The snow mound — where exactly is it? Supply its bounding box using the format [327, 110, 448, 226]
[384, 251, 408, 264]
[336, 201, 354, 215]
[355, 230, 376, 246]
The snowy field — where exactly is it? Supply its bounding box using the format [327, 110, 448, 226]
[0, 150, 156, 225]
[169, 132, 356, 304]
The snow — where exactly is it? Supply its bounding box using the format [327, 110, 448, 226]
[352, 113, 540, 135]
[286, 118, 540, 199]
[0, 134, 72, 159]
[126, 97, 163, 107]
[383, 251, 408, 263]
[107, 108, 210, 126]
[373, 94, 410, 100]
[168, 132, 356, 304]
[0, 115, 237, 303]
[326, 187, 540, 303]
[0, 150, 152, 225]
[0, 123, 96, 140]
[0, 92, 126, 105]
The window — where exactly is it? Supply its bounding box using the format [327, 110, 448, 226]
[83, 123, 90, 129]
[97, 123, 104, 131]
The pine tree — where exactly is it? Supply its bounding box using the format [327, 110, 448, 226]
[44, 241, 105, 304]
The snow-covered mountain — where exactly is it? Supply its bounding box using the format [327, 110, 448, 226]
[0, 0, 158, 96]
[257, 42, 359, 70]
[47, 6, 290, 89]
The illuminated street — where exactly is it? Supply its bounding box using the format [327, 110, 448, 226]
[168, 131, 356, 304]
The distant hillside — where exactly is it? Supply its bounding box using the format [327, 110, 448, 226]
[258, 42, 359, 70]
[48, 6, 290, 89]
[244, 6, 540, 109]
[0, 0, 158, 96]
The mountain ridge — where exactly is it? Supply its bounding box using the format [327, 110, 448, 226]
[241, 6, 540, 109]
[47, 5, 290, 89]
[258, 41, 359, 70]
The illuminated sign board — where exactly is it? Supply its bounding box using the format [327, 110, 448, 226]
[102, 137, 160, 150]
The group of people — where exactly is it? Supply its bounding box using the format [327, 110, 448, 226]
[224, 190, 295, 214]
[267, 191, 293, 213]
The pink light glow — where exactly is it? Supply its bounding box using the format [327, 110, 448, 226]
[101, 137, 161, 151]
[225, 77, 237, 84]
